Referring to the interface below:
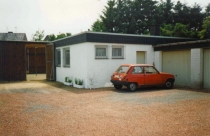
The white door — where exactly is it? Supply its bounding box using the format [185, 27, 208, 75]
[204, 49, 210, 89]
[162, 50, 191, 87]
[136, 51, 145, 64]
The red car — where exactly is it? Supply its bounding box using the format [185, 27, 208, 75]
[110, 64, 175, 91]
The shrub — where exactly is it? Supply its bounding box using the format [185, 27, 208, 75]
[75, 78, 78, 84]
[68, 78, 72, 83]
[78, 79, 83, 85]
[65, 77, 68, 82]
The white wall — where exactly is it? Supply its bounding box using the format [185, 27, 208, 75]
[85, 42, 154, 88]
[154, 51, 162, 72]
[191, 48, 203, 89]
[56, 43, 88, 87]
[56, 42, 154, 88]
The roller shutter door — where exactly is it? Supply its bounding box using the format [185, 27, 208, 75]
[162, 50, 191, 87]
[204, 49, 210, 89]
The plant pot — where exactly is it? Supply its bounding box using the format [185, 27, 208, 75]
[64, 82, 73, 86]
[73, 84, 83, 88]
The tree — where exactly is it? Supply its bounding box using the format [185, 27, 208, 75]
[198, 16, 210, 39]
[31, 30, 44, 41]
[157, 0, 173, 24]
[46, 33, 72, 41]
[132, 0, 158, 34]
[205, 4, 210, 17]
[48, 34, 56, 41]
[91, 19, 106, 32]
[100, 0, 116, 32]
[161, 23, 196, 38]
[160, 24, 174, 36]
[173, 23, 196, 37]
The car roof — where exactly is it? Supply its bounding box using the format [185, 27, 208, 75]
[121, 64, 154, 67]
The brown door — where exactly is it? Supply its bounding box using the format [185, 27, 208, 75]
[45, 44, 54, 80]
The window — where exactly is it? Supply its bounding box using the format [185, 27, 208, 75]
[95, 45, 108, 59]
[116, 66, 129, 73]
[56, 49, 61, 67]
[144, 66, 158, 74]
[112, 45, 124, 59]
[63, 48, 70, 67]
[132, 66, 143, 74]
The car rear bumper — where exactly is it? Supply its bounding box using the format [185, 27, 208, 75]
[110, 80, 129, 86]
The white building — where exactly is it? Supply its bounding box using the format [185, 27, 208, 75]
[52, 31, 210, 89]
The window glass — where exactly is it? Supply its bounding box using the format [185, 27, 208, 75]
[112, 45, 124, 59]
[56, 49, 61, 66]
[116, 66, 129, 73]
[65, 49, 70, 65]
[112, 48, 122, 56]
[63, 48, 70, 67]
[95, 45, 108, 59]
[144, 66, 158, 74]
[96, 48, 106, 57]
[132, 66, 143, 74]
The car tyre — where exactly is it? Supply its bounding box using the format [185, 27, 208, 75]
[165, 80, 173, 89]
[114, 84, 123, 90]
[128, 83, 137, 91]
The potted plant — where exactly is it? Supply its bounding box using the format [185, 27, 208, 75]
[73, 78, 84, 88]
[64, 77, 73, 86]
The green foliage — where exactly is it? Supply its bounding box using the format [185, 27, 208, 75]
[31, 30, 44, 41]
[78, 79, 83, 85]
[67, 78, 72, 83]
[91, 19, 106, 32]
[47, 33, 72, 41]
[48, 34, 56, 41]
[160, 24, 173, 36]
[75, 78, 78, 85]
[65, 77, 68, 82]
[206, 4, 210, 17]
[74, 78, 83, 85]
[198, 16, 210, 39]
[92, 0, 207, 38]
[161, 23, 196, 38]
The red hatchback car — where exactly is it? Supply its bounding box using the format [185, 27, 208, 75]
[110, 64, 175, 91]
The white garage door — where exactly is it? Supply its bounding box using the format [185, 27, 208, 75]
[204, 49, 210, 89]
[162, 50, 191, 87]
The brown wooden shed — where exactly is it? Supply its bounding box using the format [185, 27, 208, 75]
[0, 41, 54, 81]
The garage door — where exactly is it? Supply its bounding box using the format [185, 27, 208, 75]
[136, 51, 145, 64]
[162, 50, 191, 87]
[204, 49, 210, 89]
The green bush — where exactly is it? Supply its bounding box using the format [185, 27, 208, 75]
[75, 78, 78, 84]
[65, 77, 68, 82]
[68, 78, 72, 83]
[78, 79, 83, 85]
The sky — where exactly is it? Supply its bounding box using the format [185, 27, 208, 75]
[0, 0, 209, 40]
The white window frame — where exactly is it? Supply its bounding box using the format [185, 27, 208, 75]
[112, 45, 124, 59]
[63, 47, 70, 67]
[55, 49, 61, 67]
[95, 45, 108, 59]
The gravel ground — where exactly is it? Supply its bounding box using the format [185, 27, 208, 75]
[0, 81, 210, 136]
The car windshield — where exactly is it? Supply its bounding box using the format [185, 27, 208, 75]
[116, 66, 129, 73]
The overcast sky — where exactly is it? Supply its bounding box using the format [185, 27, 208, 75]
[0, 0, 208, 40]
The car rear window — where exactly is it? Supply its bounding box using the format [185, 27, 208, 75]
[116, 66, 129, 73]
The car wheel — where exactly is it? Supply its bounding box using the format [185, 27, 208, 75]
[128, 83, 137, 91]
[165, 80, 173, 89]
[114, 84, 123, 90]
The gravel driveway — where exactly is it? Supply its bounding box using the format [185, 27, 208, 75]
[0, 81, 210, 136]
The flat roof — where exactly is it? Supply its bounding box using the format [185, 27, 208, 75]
[0, 40, 49, 44]
[53, 31, 196, 47]
[154, 39, 210, 51]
